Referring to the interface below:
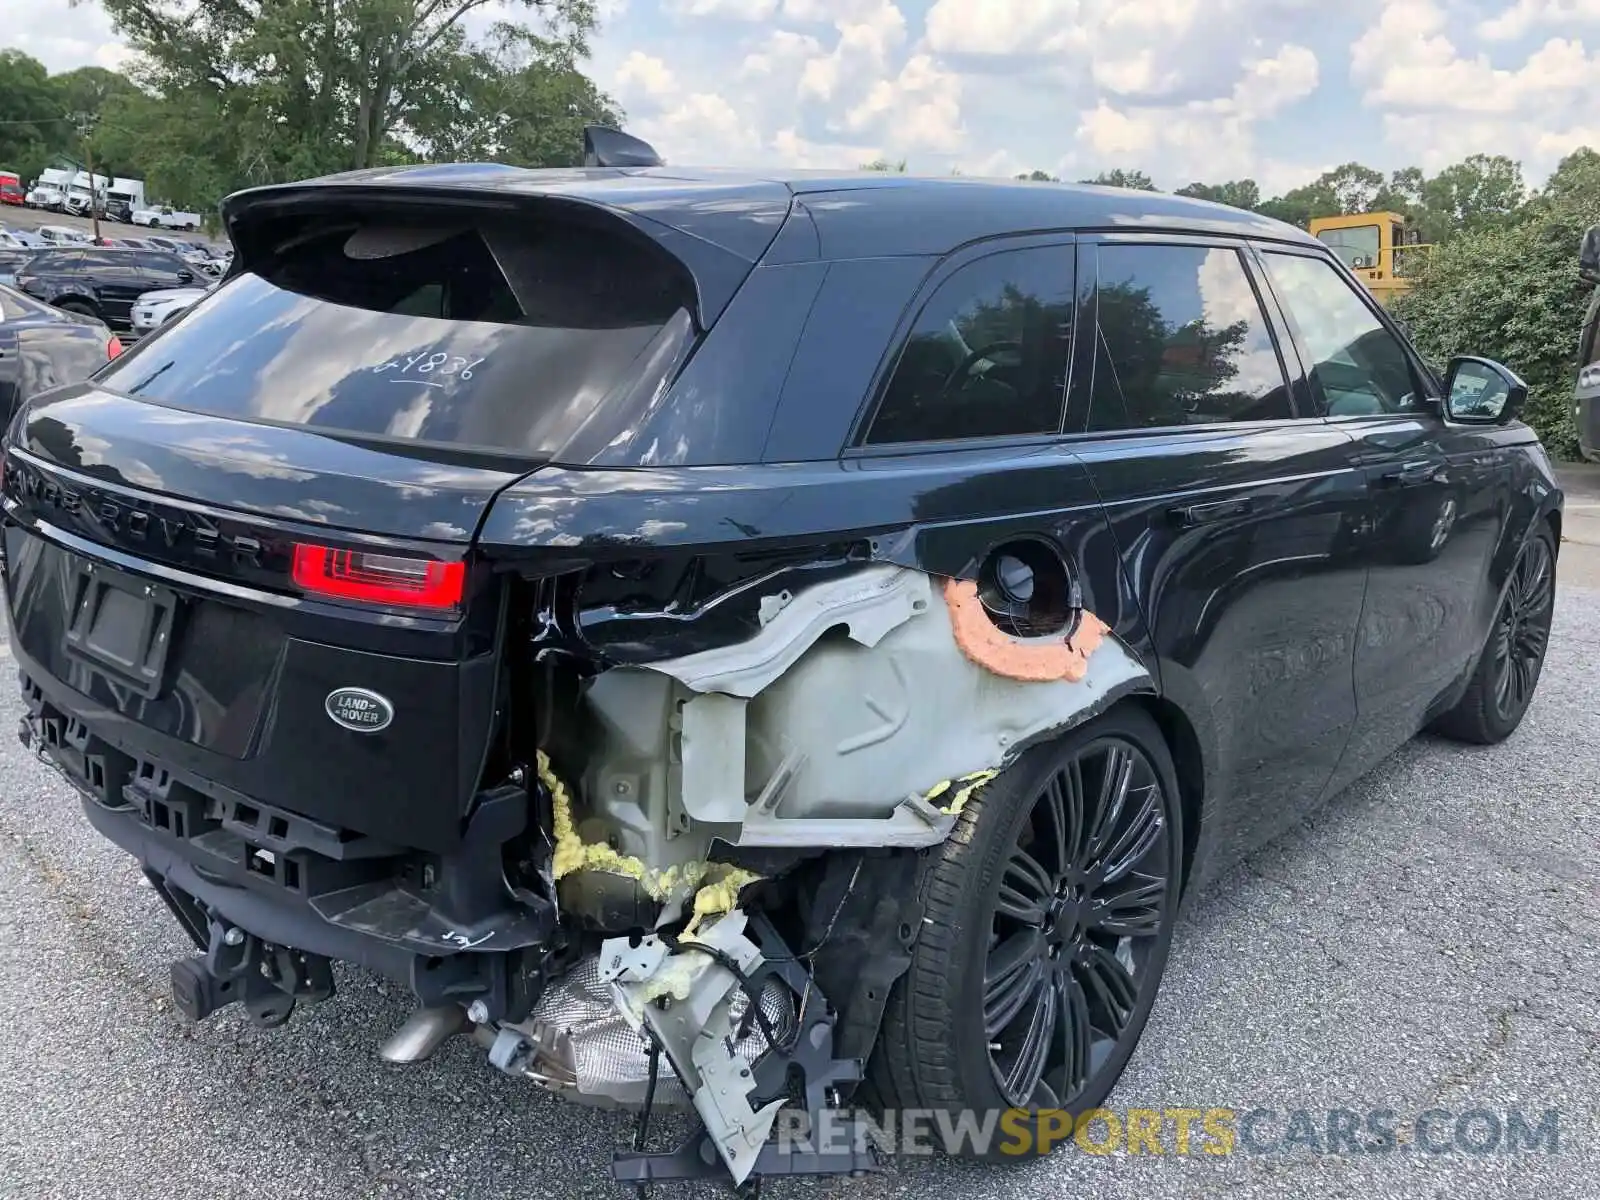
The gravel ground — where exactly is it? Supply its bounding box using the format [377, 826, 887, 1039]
[0, 584, 1596, 1200]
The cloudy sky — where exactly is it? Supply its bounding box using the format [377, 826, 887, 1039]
[6, 0, 1599, 194]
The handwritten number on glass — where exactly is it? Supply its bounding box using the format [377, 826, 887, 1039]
[372, 352, 484, 382]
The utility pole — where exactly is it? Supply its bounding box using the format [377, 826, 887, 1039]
[74, 113, 101, 243]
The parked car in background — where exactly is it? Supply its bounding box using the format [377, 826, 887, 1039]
[0, 140, 1561, 1194]
[0, 174, 24, 207]
[0, 249, 35, 287]
[0, 281, 121, 423]
[103, 197, 134, 224]
[130, 282, 211, 337]
[13, 246, 198, 331]
[37, 225, 92, 246]
[1577, 224, 1600, 462]
[132, 204, 201, 231]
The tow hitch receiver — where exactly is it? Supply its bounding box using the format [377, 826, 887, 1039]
[159, 875, 336, 1028]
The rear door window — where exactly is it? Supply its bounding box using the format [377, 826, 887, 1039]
[94, 213, 698, 458]
[862, 244, 1075, 445]
[76, 250, 126, 274]
[1085, 243, 1292, 431]
[130, 251, 189, 281]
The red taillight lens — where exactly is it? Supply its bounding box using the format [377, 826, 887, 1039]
[291, 544, 465, 611]
[106, 336, 123, 359]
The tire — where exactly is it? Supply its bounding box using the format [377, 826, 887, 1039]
[867, 704, 1183, 1157]
[54, 299, 100, 321]
[1432, 526, 1555, 745]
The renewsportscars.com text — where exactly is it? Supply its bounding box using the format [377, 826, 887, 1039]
[775, 1106, 1564, 1157]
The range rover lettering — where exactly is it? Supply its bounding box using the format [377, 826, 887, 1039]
[0, 128, 1560, 1190]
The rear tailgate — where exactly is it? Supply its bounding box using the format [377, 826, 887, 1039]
[2, 402, 516, 852]
[1, 189, 717, 851]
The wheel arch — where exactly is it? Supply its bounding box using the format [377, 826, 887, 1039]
[1128, 692, 1209, 899]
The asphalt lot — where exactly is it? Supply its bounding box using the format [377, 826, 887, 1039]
[0, 517, 1597, 1198]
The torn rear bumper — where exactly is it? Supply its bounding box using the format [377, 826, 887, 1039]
[19, 673, 555, 1017]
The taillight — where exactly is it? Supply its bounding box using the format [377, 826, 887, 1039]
[106, 336, 123, 359]
[291, 544, 465, 611]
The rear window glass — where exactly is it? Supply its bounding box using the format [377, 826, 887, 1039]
[95, 214, 697, 458]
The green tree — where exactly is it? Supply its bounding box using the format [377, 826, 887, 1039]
[1257, 180, 1338, 228]
[405, 22, 619, 163]
[1015, 169, 1060, 182]
[1256, 164, 1385, 229]
[1084, 168, 1156, 191]
[1421, 154, 1526, 236]
[51, 66, 140, 119]
[1176, 179, 1261, 210]
[0, 50, 72, 185]
[860, 157, 907, 172]
[82, 0, 602, 171]
[1392, 148, 1600, 458]
[1320, 162, 1387, 214]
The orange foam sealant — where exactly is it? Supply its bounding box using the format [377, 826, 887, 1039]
[941, 578, 1109, 682]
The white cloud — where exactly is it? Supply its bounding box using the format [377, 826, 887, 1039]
[1073, 43, 1319, 187]
[1353, 0, 1600, 173]
[739, 30, 826, 78]
[13, 0, 1600, 204]
[0, 0, 132, 73]
[925, 0, 1084, 57]
[1479, 0, 1600, 39]
[637, 90, 764, 159]
[613, 50, 679, 108]
[844, 53, 966, 152]
[665, 0, 777, 18]
[796, 0, 907, 101]
[1355, 0, 1595, 115]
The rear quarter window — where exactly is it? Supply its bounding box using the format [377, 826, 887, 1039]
[95, 212, 698, 459]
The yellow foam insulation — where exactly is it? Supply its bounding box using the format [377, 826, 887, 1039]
[682, 867, 763, 936]
[535, 750, 761, 923]
[922, 768, 999, 817]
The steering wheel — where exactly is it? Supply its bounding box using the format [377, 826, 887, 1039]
[940, 340, 1024, 397]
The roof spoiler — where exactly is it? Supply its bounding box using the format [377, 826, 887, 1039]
[582, 125, 664, 169]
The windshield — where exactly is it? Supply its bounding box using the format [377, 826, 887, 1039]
[95, 213, 699, 460]
[1316, 224, 1382, 270]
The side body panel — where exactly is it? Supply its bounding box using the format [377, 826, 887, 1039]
[1250, 242, 1553, 797]
[1065, 236, 1370, 880]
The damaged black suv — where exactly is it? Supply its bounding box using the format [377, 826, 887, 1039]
[0, 128, 1561, 1188]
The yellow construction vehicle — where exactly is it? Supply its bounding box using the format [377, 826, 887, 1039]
[1307, 211, 1432, 305]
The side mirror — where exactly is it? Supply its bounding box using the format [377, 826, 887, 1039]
[1442, 355, 1526, 425]
[176, 269, 194, 283]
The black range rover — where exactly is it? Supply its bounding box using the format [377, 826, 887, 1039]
[0, 130, 1561, 1187]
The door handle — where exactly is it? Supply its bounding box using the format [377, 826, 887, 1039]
[1378, 460, 1439, 486]
[1168, 496, 1255, 527]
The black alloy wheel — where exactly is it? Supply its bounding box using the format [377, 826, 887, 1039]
[1490, 530, 1554, 725]
[1433, 526, 1556, 744]
[869, 705, 1183, 1150]
[984, 733, 1172, 1108]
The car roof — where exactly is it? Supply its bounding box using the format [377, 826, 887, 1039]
[227, 164, 1321, 262]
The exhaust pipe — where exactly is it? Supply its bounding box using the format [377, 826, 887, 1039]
[379, 1004, 468, 1063]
